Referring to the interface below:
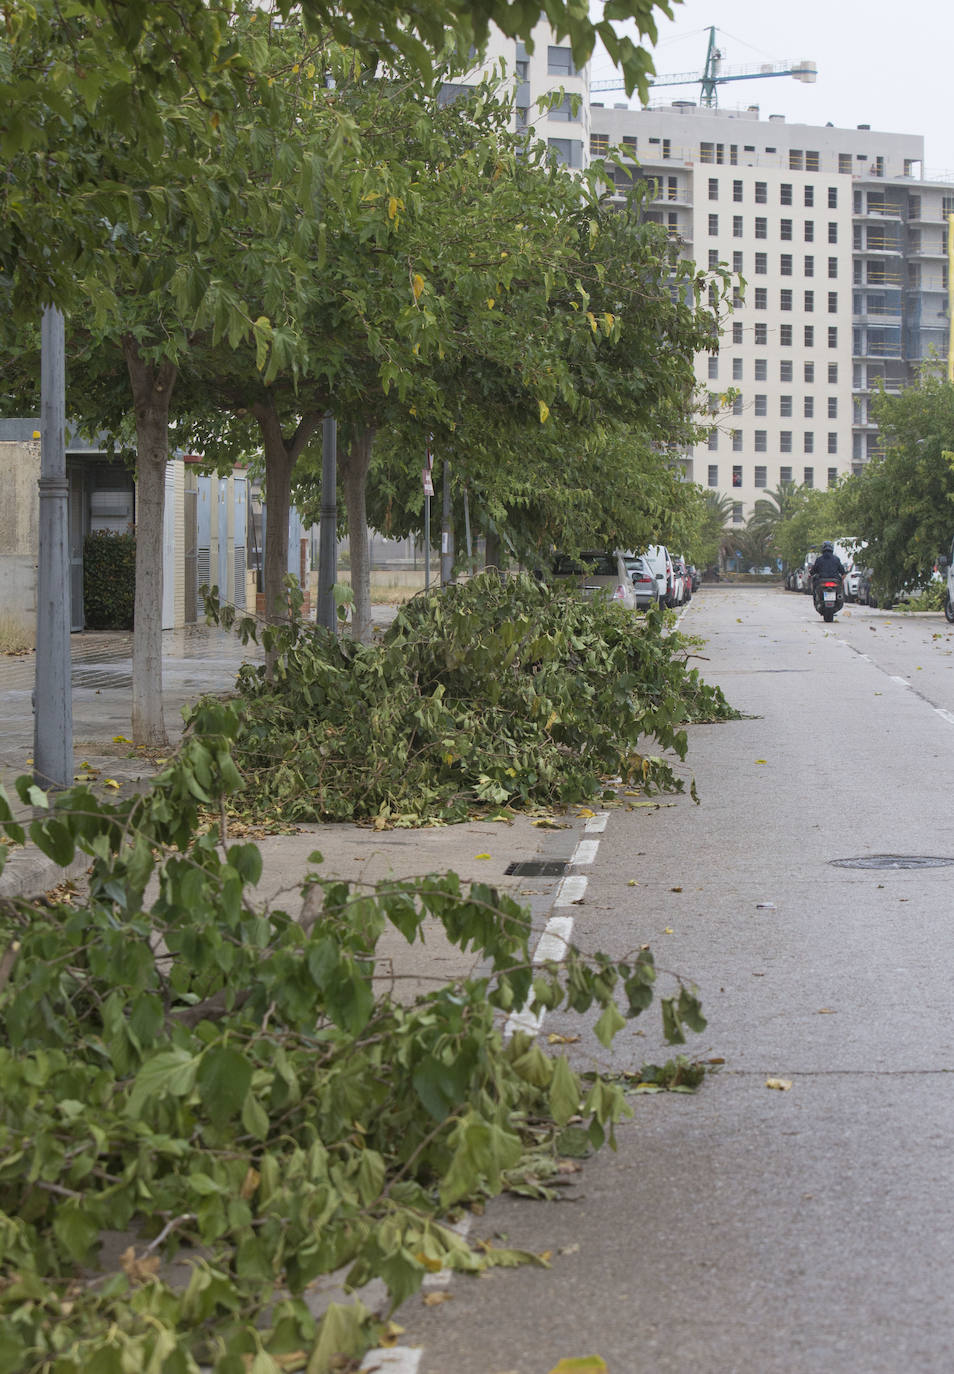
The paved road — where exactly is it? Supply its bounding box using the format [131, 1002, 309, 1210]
[397, 587, 954, 1374]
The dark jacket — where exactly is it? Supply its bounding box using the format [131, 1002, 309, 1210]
[812, 551, 846, 581]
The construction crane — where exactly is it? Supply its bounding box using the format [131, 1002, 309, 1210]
[591, 27, 817, 109]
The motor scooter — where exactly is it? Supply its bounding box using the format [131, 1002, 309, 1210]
[813, 576, 844, 623]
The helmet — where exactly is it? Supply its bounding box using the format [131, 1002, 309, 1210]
[822, 541, 834, 553]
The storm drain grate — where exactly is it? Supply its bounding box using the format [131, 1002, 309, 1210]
[830, 855, 954, 871]
[504, 860, 569, 877]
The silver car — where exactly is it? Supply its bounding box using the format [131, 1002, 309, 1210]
[551, 551, 640, 611]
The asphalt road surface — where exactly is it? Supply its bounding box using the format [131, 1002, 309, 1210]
[395, 586, 954, 1374]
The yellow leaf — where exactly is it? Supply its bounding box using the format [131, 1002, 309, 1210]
[380, 1322, 405, 1348]
[422, 1291, 453, 1307]
[104, 779, 120, 790]
[545, 710, 558, 731]
[547, 1359, 608, 1374]
[664, 926, 674, 934]
[414, 1253, 444, 1273]
[292, 62, 299, 73]
[240, 1166, 260, 1200]
[586, 310, 598, 332]
[112, 735, 131, 744]
[474, 852, 491, 860]
[627, 880, 638, 886]
[765, 1078, 793, 1091]
[817, 1007, 836, 1014]
[538, 399, 550, 424]
[388, 195, 398, 220]
[755, 759, 768, 765]
[486, 297, 495, 309]
[547, 1033, 580, 1045]
[411, 273, 425, 302]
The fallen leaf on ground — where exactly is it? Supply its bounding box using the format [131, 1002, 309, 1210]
[422, 1292, 454, 1307]
[559, 1243, 581, 1254]
[765, 1078, 793, 1091]
[547, 1359, 609, 1374]
[670, 886, 682, 893]
[474, 853, 491, 860]
[755, 759, 768, 765]
[379, 1322, 405, 1347]
[664, 926, 674, 934]
[120, 1246, 160, 1285]
[817, 1008, 836, 1014]
[548, 1033, 580, 1045]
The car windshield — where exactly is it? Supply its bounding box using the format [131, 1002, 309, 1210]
[623, 556, 649, 577]
[553, 553, 617, 577]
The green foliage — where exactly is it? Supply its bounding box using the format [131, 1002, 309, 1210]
[836, 372, 954, 600]
[82, 531, 136, 630]
[205, 573, 739, 825]
[0, 697, 706, 1371]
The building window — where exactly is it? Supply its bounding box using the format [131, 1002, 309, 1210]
[838, 153, 852, 174]
[708, 428, 719, 450]
[805, 255, 814, 277]
[755, 181, 767, 203]
[699, 141, 714, 163]
[708, 177, 719, 200]
[755, 252, 767, 274]
[828, 362, 838, 383]
[780, 395, 793, 417]
[731, 286, 742, 309]
[828, 432, 838, 454]
[755, 465, 768, 487]
[828, 326, 838, 347]
[828, 396, 838, 418]
[732, 502, 744, 524]
[708, 464, 719, 487]
[804, 433, 814, 454]
[780, 289, 793, 310]
[755, 323, 768, 345]
[828, 186, 838, 208]
[755, 287, 767, 309]
[780, 218, 793, 240]
[708, 213, 719, 235]
[827, 291, 838, 313]
[708, 248, 720, 268]
[828, 256, 838, 278]
[590, 133, 609, 156]
[622, 135, 638, 152]
[780, 324, 793, 346]
[755, 394, 767, 416]
[732, 430, 743, 452]
[755, 358, 768, 380]
[754, 431, 767, 452]
[755, 217, 767, 239]
[804, 185, 815, 207]
[804, 466, 814, 488]
[806, 150, 820, 171]
[804, 396, 814, 418]
[780, 360, 793, 382]
[732, 357, 743, 380]
[733, 214, 743, 237]
[547, 45, 576, 75]
[733, 179, 743, 202]
[732, 320, 744, 343]
[708, 355, 719, 378]
[779, 432, 792, 454]
[732, 464, 743, 487]
[548, 94, 579, 123]
[827, 467, 838, 488]
[804, 361, 815, 382]
[733, 250, 743, 273]
[804, 325, 814, 347]
[780, 182, 793, 204]
[732, 394, 744, 415]
[828, 222, 838, 243]
[805, 221, 815, 241]
[547, 139, 583, 168]
[780, 254, 793, 276]
[780, 466, 793, 483]
[804, 290, 814, 311]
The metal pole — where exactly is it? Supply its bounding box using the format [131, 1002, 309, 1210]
[316, 415, 337, 632]
[440, 457, 453, 585]
[463, 486, 472, 562]
[34, 305, 73, 790]
[424, 495, 431, 591]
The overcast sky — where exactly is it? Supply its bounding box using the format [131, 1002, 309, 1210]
[590, 0, 954, 179]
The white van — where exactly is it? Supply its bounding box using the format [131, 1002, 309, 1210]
[641, 545, 677, 607]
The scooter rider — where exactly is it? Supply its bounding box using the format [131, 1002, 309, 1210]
[811, 541, 846, 587]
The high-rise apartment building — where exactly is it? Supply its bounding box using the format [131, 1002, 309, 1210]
[589, 100, 953, 522]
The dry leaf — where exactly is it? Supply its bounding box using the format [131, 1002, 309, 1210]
[120, 1245, 160, 1285]
[474, 853, 491, 860]
[379, 1322, 405, 1348]
[240, 1166, 261, 1200]
[670, 886, 682, 892]
[422, 1291, 454, 1307]
[547, 1032, 580, 1045]
[559, 1243, 581, 1254]
[754, 759, 768, 765]
[817, 1008, 836, 1014]
[765, 1077, 793, 1091]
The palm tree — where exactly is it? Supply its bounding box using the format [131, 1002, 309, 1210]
[748, 481, 806, 570]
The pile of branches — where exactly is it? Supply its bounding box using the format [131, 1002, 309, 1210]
[210, 572, 738, 825]
[0, 709, 706, 1371]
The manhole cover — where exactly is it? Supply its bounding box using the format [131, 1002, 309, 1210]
[830, 855, 954, 871]
[504, 860, 569, 877]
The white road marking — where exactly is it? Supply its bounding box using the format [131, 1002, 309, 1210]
[360, 1348, 422, 1372]
[555, 873, 588, 906]
[422, 1215, 473, 1288]
[937, 709, 954, 726]
[584, 812, 609, 833]
[572, 838, 600, 866]
[503, 1005, 545, 1039]
[533, 914, 574, 964]
[890, 675, 910, 687]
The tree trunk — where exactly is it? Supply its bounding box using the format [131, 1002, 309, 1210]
[340, 426, 376, 643]
[124, 337, 176, 750]
[484, 526, 501, 574]
[252, 401, 322, 676]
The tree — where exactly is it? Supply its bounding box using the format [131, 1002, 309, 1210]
[836, 372, 954, 599]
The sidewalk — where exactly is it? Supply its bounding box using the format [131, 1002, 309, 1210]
[0, 613, 581, 927]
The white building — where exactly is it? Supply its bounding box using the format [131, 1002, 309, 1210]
[589, 99, 952, 522]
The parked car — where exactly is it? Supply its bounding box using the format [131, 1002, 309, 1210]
[551, 551, 639, 611]
[687, 564, 701, 592]
[641, 544, 678, 607]
[672, 556, 692, 603]
[800, 550, 818, 593]
[855, 568, 878, 607]
[622, 553, 662, 610]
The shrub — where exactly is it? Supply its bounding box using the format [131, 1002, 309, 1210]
[83, 530, 135, 629]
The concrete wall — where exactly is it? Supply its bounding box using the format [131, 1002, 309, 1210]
[0, 437, 41, 628]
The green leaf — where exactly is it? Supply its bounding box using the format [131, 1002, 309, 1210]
[548, 1055, 580, 1126]
[127, 1047, 200, 1117]
[197, 1045, 253, 1124]
[593, 1000, 626, 1048]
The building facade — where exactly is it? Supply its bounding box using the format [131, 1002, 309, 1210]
[589, 100, 952, 522]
